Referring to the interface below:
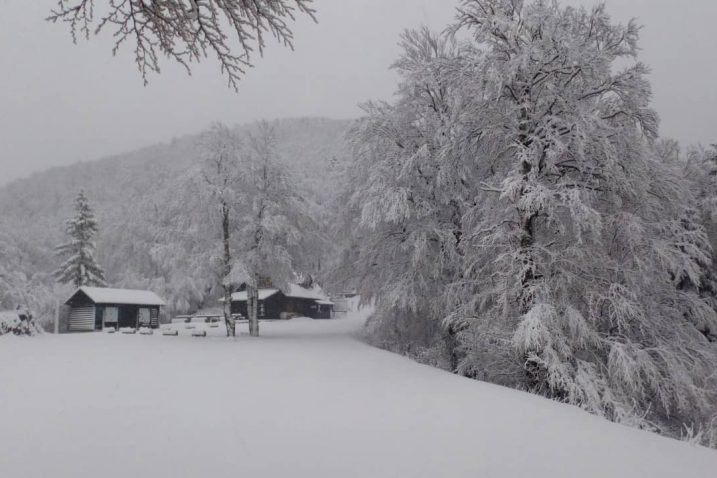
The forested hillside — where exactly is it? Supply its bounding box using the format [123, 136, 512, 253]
[0, 117, 351, 321]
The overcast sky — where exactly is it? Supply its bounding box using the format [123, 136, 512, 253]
[1, 0, 715, 185]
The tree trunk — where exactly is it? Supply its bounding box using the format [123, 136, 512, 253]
[221, 201, 235, 337]
[223, 285, 235, 337]
[247, 282, 260, 336]
[246, 284, 254, 335]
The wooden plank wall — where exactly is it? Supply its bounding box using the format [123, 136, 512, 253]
[69, 306, 95, 332]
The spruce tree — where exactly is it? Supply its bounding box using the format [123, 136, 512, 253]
[54, 191, 107, 288]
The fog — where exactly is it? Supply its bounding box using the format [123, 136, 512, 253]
[0, 0, 715, 185]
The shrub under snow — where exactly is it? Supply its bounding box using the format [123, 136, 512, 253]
[0, 310, 42, 336]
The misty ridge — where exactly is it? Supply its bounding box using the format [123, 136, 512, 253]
[1, 1, 717, 476]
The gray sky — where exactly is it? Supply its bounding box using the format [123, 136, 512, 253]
[1, 0, 715, 185]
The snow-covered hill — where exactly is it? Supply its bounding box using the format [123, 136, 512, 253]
[1, 312, 715, 478]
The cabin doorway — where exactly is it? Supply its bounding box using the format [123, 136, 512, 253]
[118, 306, 139, 329]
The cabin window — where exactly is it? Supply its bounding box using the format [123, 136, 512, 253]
[138, 308, 151, 327]
[259, 303, 265, 317]
[104, 307, 118, 328]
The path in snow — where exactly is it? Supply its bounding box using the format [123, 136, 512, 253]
[1, 312, 716, 478]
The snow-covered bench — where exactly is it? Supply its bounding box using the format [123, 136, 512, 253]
[161, 326, 179, 336]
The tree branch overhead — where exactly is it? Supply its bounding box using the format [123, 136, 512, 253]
[47, 0, 316, 90]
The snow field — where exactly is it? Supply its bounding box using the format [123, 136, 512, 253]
[1, 312, 715, 478]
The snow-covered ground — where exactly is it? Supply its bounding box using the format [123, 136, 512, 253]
[1, 311, 716, 478]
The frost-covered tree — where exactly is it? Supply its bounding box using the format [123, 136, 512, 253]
[48, 0, 316, 89]
[229, 121, 312, 336]
[337, 27, 468, 366]
[54, 191, 107, 288]
[0, 234, 28, 310]
[200, 122, 243, 336]
[1, 230, 70, 330]
[681, 143, 717, 318]
[342, 0, 717, 439]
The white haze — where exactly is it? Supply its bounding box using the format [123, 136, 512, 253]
[0, 0, 715, 185]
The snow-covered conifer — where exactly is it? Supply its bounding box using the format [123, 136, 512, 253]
[54, 191, 106, 288]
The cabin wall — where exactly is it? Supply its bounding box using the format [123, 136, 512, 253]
[69, 305, 96, 332]
[231, 301, 247, 318]
[231, 294, 286, 320]
[69, 303, 161, 331]
[314, 304, 333, 319]
[230, 295, 330, 319]
[263, 294, 286, 320]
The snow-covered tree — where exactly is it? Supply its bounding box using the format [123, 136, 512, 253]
[681, 143, 717, 319]
[54, 191, 107, 288]
[229, 121, 313, 336]
[200, 122, 243, 336]
[336, 27, 468, 365]
[48, 0, 316, 89]
[0, 233, 28, 310]
[341, 0, 717, 438]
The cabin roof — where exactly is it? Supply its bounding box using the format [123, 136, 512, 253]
[231, 284, 329, 302]
[230, 288, 280, 302]
[66, 287, 166, 306]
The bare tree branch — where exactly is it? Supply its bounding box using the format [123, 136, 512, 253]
[47, 0, 316, 90]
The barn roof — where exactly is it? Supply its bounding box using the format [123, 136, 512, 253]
[66, 287, 166, 306]
[231, 284, 329, 302]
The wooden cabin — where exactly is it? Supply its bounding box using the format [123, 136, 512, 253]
[230, 283, 334, 320]
[65, 286, 165, 332]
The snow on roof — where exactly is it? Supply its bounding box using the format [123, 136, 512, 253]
[230, 289, 280, 302]
[316, 300, 334, 305]
[285, 283, 329, 301]
[69, 287, 166, 306]
[231, 284, 329, 302]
